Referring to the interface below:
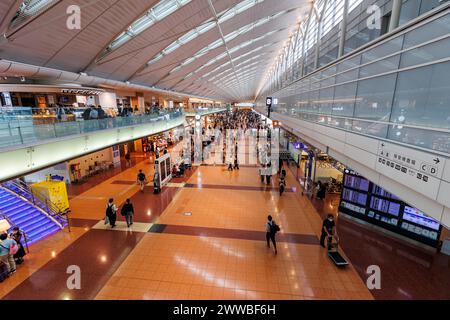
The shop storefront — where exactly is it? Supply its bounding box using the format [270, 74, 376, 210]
[0, 85, 107, 124]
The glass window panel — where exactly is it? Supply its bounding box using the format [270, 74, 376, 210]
[354, 74, 396, 121]
[387, 125, 450, 153]
[391, 61, 450, 129]
[419, 0, 441, 15]
[332, 82, 357, 117]
[320, 75, 335, 88]
[336, 69, 358, 84]
[337, 55, 361, 73]
[318, 87, 335, 114]
[403, 14, 450, 49]
[359, 55, 400, 78]
[361, 36, 403, 63]
[308, 90, 320, 113]
[400, 37, 450, 68]
[399, 0, 421, 26]
[352, 120, 388, 138]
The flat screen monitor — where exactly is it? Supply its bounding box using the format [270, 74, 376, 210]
[403, 206, 440, 231]
[370, 197, 400, 216]
[343, 175, 369, 191]
[342, 188, 367, 206]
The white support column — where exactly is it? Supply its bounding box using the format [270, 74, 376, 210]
[389, 0, 403, 32]
[338, 0, 350, 58]
[314, 0, 329, 70]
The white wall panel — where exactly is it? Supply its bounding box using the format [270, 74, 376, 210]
[437, 181, 450, 208]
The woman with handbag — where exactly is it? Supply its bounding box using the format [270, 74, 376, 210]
[10, 227, 26, 264]
[0, 233, 18, 275]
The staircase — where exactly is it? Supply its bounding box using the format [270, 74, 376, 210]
[0, 186, 64, 245]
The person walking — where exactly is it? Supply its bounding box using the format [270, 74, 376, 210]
[137, 169, 147, 192]
[259, 164, 265, 183]
[121, 199, 135, 228]
[10, 227, 26, 264]
[105, 198, 118, 228]
[125, 152, 131, 167]
[265, 215, 279, 254]
[0, 233, 17, 275]
[266, 163, 272, 185]
[279, 175, 286, 196]
[320, 214, 336, 248]
[233, 156, 239, 170]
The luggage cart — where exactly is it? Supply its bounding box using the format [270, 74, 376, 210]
[327, 236, 348, 267]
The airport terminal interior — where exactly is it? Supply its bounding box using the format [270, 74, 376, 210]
[0, 0, 450, 301]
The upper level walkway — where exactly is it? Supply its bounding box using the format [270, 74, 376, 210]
[0, 107, 226, 182]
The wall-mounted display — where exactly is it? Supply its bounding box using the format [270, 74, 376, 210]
[339, 170, 442, 247]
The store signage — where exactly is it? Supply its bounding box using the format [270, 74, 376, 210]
[61, 89, 103, 95]
[293, 142, 303, 150]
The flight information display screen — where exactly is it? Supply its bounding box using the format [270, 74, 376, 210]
[339, 171, 441, 247]
[371, 185, 400, 200]
[344, 175, 369, 191]
[342, 188, 367, 206]
[370, 197, 401, 216]
[403, 206, 440, 231]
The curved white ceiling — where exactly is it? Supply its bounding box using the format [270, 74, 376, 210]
[0, 0, 311, 101]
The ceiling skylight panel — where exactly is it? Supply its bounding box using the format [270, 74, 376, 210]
[10, 0, 59, 29]
[146, 1, 267, 67]
[167, 10, 284, 74]
[218, 0, 265, 24]
[164, 41, 181, 54]
[100, 0, 191, 59]
[153, 0, 179, 17]
[179, 29, 199, 43]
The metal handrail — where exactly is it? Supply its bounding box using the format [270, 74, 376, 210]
[2, 180, 70, 231]
[0, 212, 30, 254]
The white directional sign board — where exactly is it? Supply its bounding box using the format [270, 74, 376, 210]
[375, 141, 445, 199]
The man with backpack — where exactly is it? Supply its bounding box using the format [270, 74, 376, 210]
[266, 215, 279, 254]
[105, 198, 118, 228]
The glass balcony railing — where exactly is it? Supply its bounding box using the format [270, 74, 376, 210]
[184, 107, 227, 117]
[0, 109, 184, 150]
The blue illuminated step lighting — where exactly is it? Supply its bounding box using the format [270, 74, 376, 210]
[0, 187, 63, 245]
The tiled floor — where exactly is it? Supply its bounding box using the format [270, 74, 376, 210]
[95, 233, 371, 300]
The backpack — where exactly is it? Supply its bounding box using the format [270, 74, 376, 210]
[0, 241, 18, 255]
[105, 204, 113, 217]
[271, 222, 280, 233]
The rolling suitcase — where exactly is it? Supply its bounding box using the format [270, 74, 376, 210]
[327, 236, 349, 267]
